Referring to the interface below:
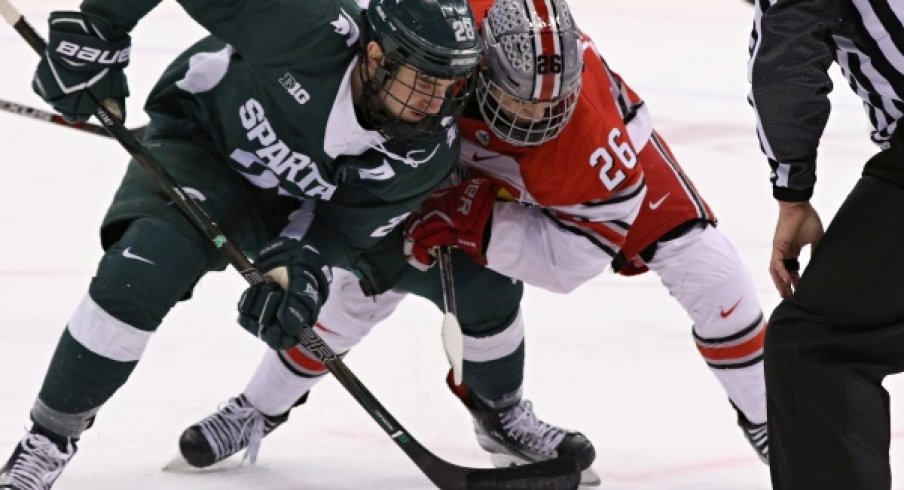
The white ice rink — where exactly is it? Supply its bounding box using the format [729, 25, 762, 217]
[2, 1, 903, 489]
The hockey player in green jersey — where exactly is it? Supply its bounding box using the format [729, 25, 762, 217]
[0, 0, 480, 488]
[169, 0, 603, 483]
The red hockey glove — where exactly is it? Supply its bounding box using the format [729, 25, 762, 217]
[404, 179, 498, 270]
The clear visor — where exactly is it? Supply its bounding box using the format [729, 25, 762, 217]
[476, 69, 581, 146]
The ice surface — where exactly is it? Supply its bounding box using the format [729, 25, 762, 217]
[1, 1, 901, 489]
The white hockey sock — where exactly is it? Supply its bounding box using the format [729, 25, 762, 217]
[243, 350, 322, 417]
[711, 363, 767, 424]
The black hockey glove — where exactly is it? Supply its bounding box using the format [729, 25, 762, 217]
[32, 11, 131, 123]
[237, 238, 332, 351]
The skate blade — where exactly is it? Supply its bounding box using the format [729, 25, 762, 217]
[579, 467, 602, 486]
[489, 452, 602, 486]
[161, 452, 245, 473]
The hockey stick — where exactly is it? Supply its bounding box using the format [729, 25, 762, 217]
[0, 97, 146, 139]
[2, 3, 580, 489]
[437, 246, 464, 385]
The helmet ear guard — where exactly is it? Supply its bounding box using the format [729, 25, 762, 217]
[477, 0, 583, 146]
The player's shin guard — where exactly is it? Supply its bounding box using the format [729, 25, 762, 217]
[651, 226, 768, 422]
[649, 226, 768, 462]
[694, 313, 768, 464]
[694, 314, 767, 420]
[460, 309, 526, 407]
[32, 218, 208, 440]
[243, 341, 332, 417]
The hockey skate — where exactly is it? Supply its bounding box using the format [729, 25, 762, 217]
[0, 427, 76, 490]
[734, 404, 768, 464]
[448, 374, 601, 486]
[175, 394, 299, 469]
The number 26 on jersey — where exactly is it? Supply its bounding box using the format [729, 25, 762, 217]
[590, 128, 637, 191]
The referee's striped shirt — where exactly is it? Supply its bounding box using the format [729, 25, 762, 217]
[748, 0, 904, 201]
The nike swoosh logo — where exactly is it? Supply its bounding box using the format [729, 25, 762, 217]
[720, 298, 743, 318]
[166, 187, 208, 206]
[648, 193, 670, 210]
[122, 247, 155, 265]
[471, 152, 499, 163]
[358, 160, 396, 181]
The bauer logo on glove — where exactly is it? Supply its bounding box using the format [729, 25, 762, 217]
[456, 180, 484, 215]
[33, 11, 132, 123]
[55, 41, 130, 64]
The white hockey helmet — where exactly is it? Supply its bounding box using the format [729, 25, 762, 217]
[477, 0, 583, 146]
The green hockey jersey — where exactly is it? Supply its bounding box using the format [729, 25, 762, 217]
[82, 0, 461, 272]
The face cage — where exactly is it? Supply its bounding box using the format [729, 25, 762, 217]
[476, 70, 581, 146]
[358, 58, 476, 143]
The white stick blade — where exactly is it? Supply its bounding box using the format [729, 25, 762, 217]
[441, 312, 464, 385]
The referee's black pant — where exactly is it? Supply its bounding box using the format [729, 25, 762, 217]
[767, 134, 904, 490]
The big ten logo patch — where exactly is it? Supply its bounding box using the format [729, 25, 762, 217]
[279, 73, 311, 105]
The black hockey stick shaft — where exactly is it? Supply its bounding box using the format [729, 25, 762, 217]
[0, 98, 147, 139]
[2, 3, 579, 489]
[438, 246, 458, 314]
[437, 245, 465, 386]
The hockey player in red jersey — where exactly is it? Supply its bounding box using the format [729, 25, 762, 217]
[174, 0, 767, 481]
[411, 0, 767, 464]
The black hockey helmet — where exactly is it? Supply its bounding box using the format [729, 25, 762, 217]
[366, 0, 483, 78]
[359, 0, 483, 141]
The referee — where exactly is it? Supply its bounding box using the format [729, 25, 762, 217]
[749, 0, 904, 489]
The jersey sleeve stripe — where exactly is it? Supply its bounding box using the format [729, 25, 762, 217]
[541, 209, 619, 257]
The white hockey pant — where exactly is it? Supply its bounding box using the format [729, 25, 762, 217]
[647, 225, 766, 423]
